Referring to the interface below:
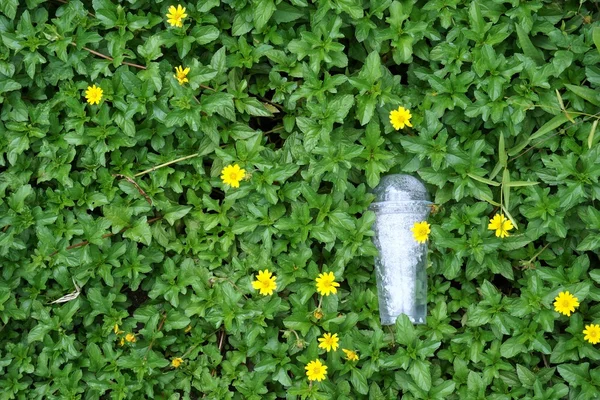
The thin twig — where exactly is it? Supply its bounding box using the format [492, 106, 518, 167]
[135, 153, 200, 177]
[258, 96, 285, 110]
[263, 126, 284, 135]
[113, 174, 152, 205]
[72, 43, 147, 70]
[218, 328, 226, 351]
[541, 353, 549, 368]
[200, 84, 216, 91]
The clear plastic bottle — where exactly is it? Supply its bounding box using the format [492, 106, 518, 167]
[369, 174, 431, 325]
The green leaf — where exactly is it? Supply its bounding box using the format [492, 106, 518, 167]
[516, 364, 536, 387]
[239, 97, 273, 117]
[510, 114, 571, 156]
[593, 27, 600, 55]
[0, 0, 18, 19]
[430, 381, 455, 398]
[498, 132, 506, 168]
[500, 336, 526, 358]
[467, 173, 500, 187]
[557, 363, 589, 387]
[350, 368, 369, 395]
[201, 92, 236, 121]
[164, 311, 191, 331]
[515, 23, 544, 65]
[193, 25, 220, 45]
[504, 181, 539, 187]
[565, 83, 600, 107]
[253, 0, 276, 31]
[394, 314, 416, 346]
[163, 206, 192, 226]
[409, 359, 432, 392]
[588, 120, 598, 149]
[123, 217, 152, 246]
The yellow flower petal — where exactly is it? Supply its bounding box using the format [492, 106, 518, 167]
[221, 164, 246, 188]
[583, 324, 600, 344]
[252, 269, 277, 295]
[487, 213, 514, 238]
[389, 106, 412, 130]
[317, 333, 339, 352]
[305, 359, 327, 381]
[411, 221, 430, 243]
[85, 84, 103, 105]
[315, 272, 340, 296]
[342, 348, 359, 361]
[553, 291, 579, 317]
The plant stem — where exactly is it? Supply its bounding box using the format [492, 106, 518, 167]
[72, 43, 147, 70]
[135, 153, 200, 177]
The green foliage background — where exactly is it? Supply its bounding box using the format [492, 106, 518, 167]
[1, 0, 600, 398]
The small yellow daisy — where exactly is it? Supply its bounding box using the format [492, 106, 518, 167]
[85, 84, 103, 105]
[251, 269, 277, 296]
[174, 66, 190, 85]
[583, 324, 600, 345]
[125, 333, 136, 343]
[315, 272, 340, 296]
[166, 4, 187, 27]
[553, 291, 579, 317]
[342, 348, 359, 361]
[114, 324, 124, 334]
[318, 333, 339, 352]
[171, 357, 184, 368]
[220, 164, 246, 188]
[305, 359, 327, 381]
[487, 213, 514, 238]
[389, 106, 412, 130]
[411, 221, 431, 244]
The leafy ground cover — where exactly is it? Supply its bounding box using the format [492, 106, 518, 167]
[1, 0, 600, 398]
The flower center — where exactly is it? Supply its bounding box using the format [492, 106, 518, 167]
[562, 299, 571, 308]
[312, 367, 321, 374]
[230, 172, 238, 180]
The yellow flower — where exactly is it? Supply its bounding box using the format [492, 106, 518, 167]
[389, 106, 412, 130]
[184, 325, 192, 333]
[305, 359, 327, 381]
[342, 348, 359, 361]
[220, 164, 246, 188]
[166, 4, 187, 27]
[487, 213, 514, 238]
[171, 357, 184, 368]
[85, 84, 103, 105]
[318, 333, 339, 352]
[251, 269, 277, 296]
[114, 324, 124, 334]
[119, 337, 125, 346]
[174, 66, 190, 85]
[125, 333, 136, 343]
[411, 221, 431, 244]
[583, 324, 600, 345]
[315, 272, 340, 296]
[553, 291, 579, 316]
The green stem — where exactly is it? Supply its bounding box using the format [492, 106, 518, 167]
[135, 153, 200, 177]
